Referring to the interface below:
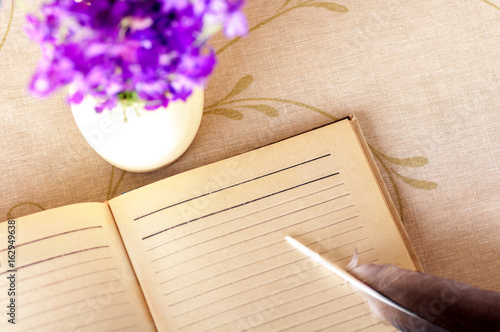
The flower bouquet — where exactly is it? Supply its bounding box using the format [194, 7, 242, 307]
[27, 0, 247, 111]
[26, 0, 247, 172]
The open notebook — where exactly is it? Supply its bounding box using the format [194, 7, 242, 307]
[0, 116, 421, 331]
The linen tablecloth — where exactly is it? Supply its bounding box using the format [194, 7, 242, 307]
[1, 0, 499, 294]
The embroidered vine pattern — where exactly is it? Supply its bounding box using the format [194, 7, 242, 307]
[6, 166, 126, 219]
[216, 0, 348, 55]
[7, 202, 45, 220]
[480, 0, 500, 10]
[0, 0, 15, 54]
[106, 166, 127, 201]
[204, 75, 438, 220]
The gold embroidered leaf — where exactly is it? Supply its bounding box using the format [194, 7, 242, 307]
[220, 75, 254, 103]
[392, 169, 438, 190]
[244, 104, 280, 117]
[370, 146, 429, 167]
[382, 155, 429, 167]
[204, 108, 244, 120]
[301, 2, 349, 13]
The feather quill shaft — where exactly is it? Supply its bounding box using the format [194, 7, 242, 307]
[285, 236, 500, 332]
[285, 236, 420, 319]
[285, 237, 443, 331]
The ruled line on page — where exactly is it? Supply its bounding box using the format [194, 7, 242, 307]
[247, 301, 366, 332]
[152, 192, 350, 265]
[133, 153, 332, 222]
[159, 236, 301, 281]
[0, 256, 120, 303]
[160, 224, 362, 285]
[13, 291, 134, 331]
[22, 278, 121, 308]
[165, 237, 369, 303]
[314, 311, 371, 332]
[23, 267, 117, 293]
[352, 321, 393, 332]
[178, 278, 347, 330]
[155, 210, 358, 286]
[146, 182, 345, 253]
[155, 211, 357, 276]
[255, 298, 363, 332]
[177, 274, 338, 325]
[164, 237, 370, 303]
[224, 291, 359, 331]
[170, 248, 375, 317]
[170, 253, 373, 330]
[321, 237, 369, 255]
[75, 313, 135, 329]
[0, 245, 110, 276]
[0, 256, 114, 306]
[160, 227, 363, 290]
[21, 295, 128, 321]
[148, 168, 349, 283]
[108, 325, 139, 332]
[159, 225, 364, 290]
[16, 302, 133, 332]
[142, 172, 341, 241]
[0, 282, 129, 331]
[20, 256, 113, 282]
[151, 189, 349, 262]
[174, 269, 330, 316]
[167, 249, 375, 317]
[0, 225, 103, 253]
[164, 256, 309, 297]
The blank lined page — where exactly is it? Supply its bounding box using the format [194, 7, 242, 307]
[109, 119, 417, 331]
[0, 203, 155, 331]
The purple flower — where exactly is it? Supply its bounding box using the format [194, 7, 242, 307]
[27, 0, 247, 112]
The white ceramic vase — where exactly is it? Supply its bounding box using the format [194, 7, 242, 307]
[71, 88, 204, 173]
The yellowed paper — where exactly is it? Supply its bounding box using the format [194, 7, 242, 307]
[109, 119, 418, 331]
[0, 203, 155, 331]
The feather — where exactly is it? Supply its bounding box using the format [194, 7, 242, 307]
[349, 261, 500, 332]
[285, 236, 500, 332]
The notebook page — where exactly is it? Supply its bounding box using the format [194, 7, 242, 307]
[0, 203, 155, 331]
[109, 119, 416, 331]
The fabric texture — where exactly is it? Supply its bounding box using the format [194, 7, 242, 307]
[1, 0, 499, 293]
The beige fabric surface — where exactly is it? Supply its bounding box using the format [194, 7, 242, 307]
[1, 0, 499, 295]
